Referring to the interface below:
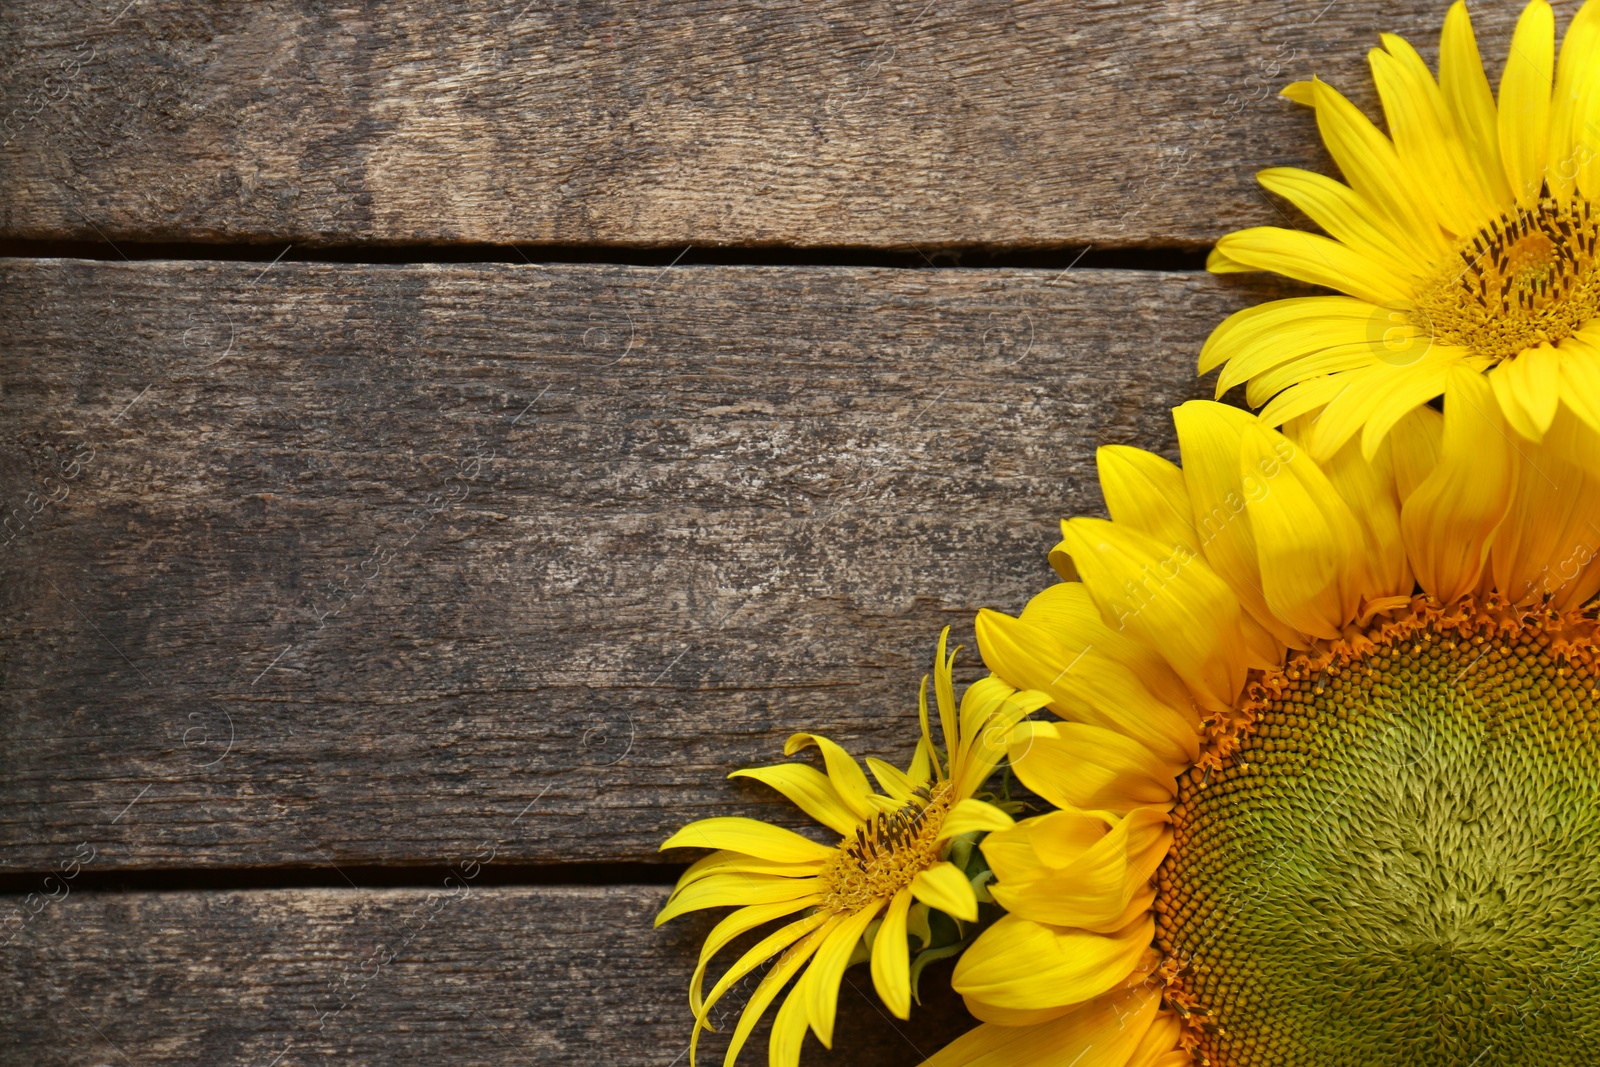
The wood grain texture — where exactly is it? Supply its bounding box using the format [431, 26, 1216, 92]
[0, 1, 1579, 249]
[2, 883, 976, 1066]
[0, 258, 1298, 871]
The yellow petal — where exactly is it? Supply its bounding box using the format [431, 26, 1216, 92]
[1401, 366, 1516, 602]
[933, 626, 961, 765]
[1355, 352, 1473, 461]
[1440, 1, 1514, 206]
[987, 807, 1172, 932]
[784, 732, 878, 820]
[1200, 295, 1378, 379]
[1125, 1011, 1189, 1067]
[1097, 444, 1199, 554]
[1281, 80, 1316, 106]
[1173, 401, 1305, 650]
[715, 917, 834, 1067]
[694, 910, 830, 1046]
[1257, 375, 1363, 437]
[729, 764, 860, 837]
[866, 756, 918, 802]
[939, 798, 1016, 841]
[1235, 341, 1392, 416]
[1240, 423, 1363, 639]
[1371, 33, 1500, 226]
[1490, 343, 1562, 441]
[911, 860, 980, 923]
[1208, 226, 1413, 305]
[687, 898, 825, 1017]
[657, 872, 823, 927]
[1008, 721, 1179, 815]
[870, 888, 916, 1020]
[982, 810, 1108, 883]
[1491, 409, 1600, 607]
[1256, 165, 1426, 274]
[1015, 582, 1199, 727]
[1281, 347, 1466, 462]
[1308, 424, 1412, 601]
[1030, 809, 1171, 883]
[1306, 77, 1446, 260]
[1245, 343, 1382, 410]
[1052, 517, 1248, 714]
[1548, 0, 1600, 199]
[1205, 244, 1251, 273]
[976, 608, 1199, 766]
[1498, 0, 1556, 206]
[768, 978, 811, 1067]
[1564, 1, 1600, 200]
[676, 851, 824, 888]
[1558, 332, 1600, 439]
[916, 676, 943, 782]
[1387, 403, 1445, 503]
[660, 817, 835, 863]
[803, 905, 878, 1049]
[952, 912, 1155, 1017]
[920, 984, 1161, 1067]
[950, 677, 1050, 800]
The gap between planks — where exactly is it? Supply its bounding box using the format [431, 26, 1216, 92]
[0, 237, 1213, 272]
[0, 861, 689, 894]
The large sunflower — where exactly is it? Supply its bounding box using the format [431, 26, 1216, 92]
[925, 391, 1600, 1066]
[657, 630, 1048, 1066]
[1202, 0, 1600, 459]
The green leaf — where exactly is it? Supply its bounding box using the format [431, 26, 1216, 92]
[908, 938, 970, 1005]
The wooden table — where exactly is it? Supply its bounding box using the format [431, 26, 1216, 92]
[0, 2, 1560, 1063]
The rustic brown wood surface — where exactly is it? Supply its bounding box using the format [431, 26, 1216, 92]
[0, 258, 1299, 873]
[3, 884, 978, 1066]
[2, 0, 1474, 1061]
[0, 1, 1577, 249]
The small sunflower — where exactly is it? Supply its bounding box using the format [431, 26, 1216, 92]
[657, 629, 1048, 1067]
[923, 393, 1600, 1066]
[1202, 0, 1600, 458]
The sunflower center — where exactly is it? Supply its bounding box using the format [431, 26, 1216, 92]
[1154, 602, 1600, 1067]
[823, 783, 951, 913]
[1412, 196, 1600, 362]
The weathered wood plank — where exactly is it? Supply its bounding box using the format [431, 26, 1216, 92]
[0, 258, 1292, 870]
[0, 1, 1576, 249]
[2, 883, 974, 1065]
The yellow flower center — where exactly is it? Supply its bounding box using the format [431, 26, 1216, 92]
[1154, 601, 1600, 1067]
[1412, 196, 1600, 363]
[822, 782, 952, 913]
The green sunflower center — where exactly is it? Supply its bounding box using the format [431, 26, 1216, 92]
[1412, 196, 1600, 363]
[1155, 607, 1600, 1067]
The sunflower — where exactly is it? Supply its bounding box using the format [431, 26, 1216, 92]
[656, 629, 1049, 1067]
[1201, 0, 1600, 459]
[923, 391, 1600, 1066]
